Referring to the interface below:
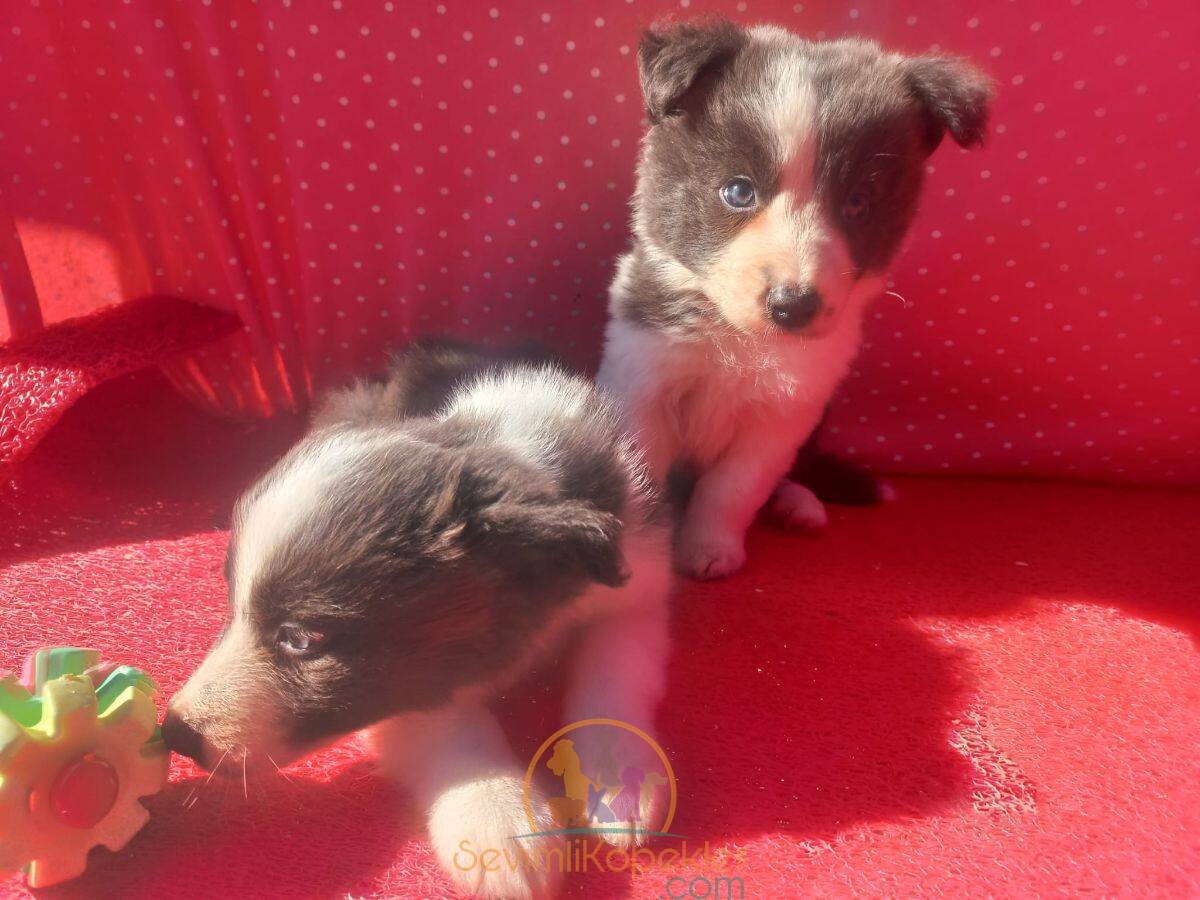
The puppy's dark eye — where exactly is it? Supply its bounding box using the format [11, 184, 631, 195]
[844, 188, 871, 221]
[720, 176, 757, 210]
[277, 623, 324, 657]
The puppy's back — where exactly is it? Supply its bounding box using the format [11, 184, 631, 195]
[441, 362, 648, 522]
[312, 337, 562, 430]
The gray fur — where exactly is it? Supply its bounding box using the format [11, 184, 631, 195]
[214, 341, 655, 751]
[622, 19, 993, 333]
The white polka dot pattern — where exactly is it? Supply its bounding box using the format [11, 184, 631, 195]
[0, 2, 1194, 482]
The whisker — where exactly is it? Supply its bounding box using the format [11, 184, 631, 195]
[241, 750, 249, 802]
[182, 748, 229, 816]
[267, 753, 297, 786]
[884, 289, 912, 309]
[205, 749, 230, 787]
[183, 748, 230, 809]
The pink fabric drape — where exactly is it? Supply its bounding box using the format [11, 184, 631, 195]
[0, 1, 1196, 483]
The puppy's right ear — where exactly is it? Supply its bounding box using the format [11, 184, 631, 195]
[474, 499, 628, 589]
[638, 18, 745, 124]
[450, 451, 629, 588]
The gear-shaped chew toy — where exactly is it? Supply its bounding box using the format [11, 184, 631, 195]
[0, 648, 168, 888]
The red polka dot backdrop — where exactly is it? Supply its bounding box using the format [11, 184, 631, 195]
[0, 1, 1196, 483]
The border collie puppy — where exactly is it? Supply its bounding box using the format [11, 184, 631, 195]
[597, 19, 992, 579]
[164, 341, 672, 899]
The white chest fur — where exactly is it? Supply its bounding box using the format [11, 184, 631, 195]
[597, 314, 863, 473]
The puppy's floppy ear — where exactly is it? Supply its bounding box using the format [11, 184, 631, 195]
[903, 55, 994, 152]
[638, 18, 745, 124]
[474, 499, 629, 588]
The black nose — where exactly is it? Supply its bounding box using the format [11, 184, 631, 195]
[162, 710, 207, 765]
[767, 285, 823, 330]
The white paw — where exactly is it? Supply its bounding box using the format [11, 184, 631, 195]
[427, 776, 562, 899]
[768, 480, 829, 531]
[675, 525, 746, 579]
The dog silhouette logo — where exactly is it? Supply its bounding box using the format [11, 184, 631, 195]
[545, 739, 593, 827]
[522, 718, 677, 839]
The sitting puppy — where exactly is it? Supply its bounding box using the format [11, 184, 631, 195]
[597, 19, 993, 578]
[163, 340, 672, 898]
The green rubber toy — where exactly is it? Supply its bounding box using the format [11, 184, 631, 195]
[0, 648, 168, 888]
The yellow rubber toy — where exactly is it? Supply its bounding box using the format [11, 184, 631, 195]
[0, 648, 168, 888]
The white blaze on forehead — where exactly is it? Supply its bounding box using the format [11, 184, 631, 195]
[232, 432, 371, 617]
[747, 27, 819, 170]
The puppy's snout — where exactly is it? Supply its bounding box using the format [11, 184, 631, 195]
[162, 709, 209, 767]
[767, 284, 823, 331]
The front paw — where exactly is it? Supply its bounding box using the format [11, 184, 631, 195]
[674, 525, 746, 579]
[766, 479, 829, 531]
[427, 776, 562, 899]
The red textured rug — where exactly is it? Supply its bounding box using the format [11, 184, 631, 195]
[0, 297, 238, 469]
[2, 370, 1197, 898]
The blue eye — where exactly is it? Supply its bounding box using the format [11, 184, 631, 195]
[720, 176, 757, 210]
[277, 623, 323, 656]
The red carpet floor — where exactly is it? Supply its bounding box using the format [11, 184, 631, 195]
[2, 370, 1197, 898]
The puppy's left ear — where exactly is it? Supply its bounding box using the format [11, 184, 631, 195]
[903, 56, 994, 153]
[475, 499, 629, 588]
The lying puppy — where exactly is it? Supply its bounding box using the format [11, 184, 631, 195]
[163, 340, 672, 898]
[597, 19, 993, 578]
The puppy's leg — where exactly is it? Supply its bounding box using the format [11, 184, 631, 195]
[765, 479, 829, 531]
[564, 545, 671, 733]
[790, 451, 896, 506]
[768, 412, 900, 529]
[788, 419, 894, 506]
[675, 427, 801, 579]
[564, 543, 672, 848]
[371, 705, 561, 899]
